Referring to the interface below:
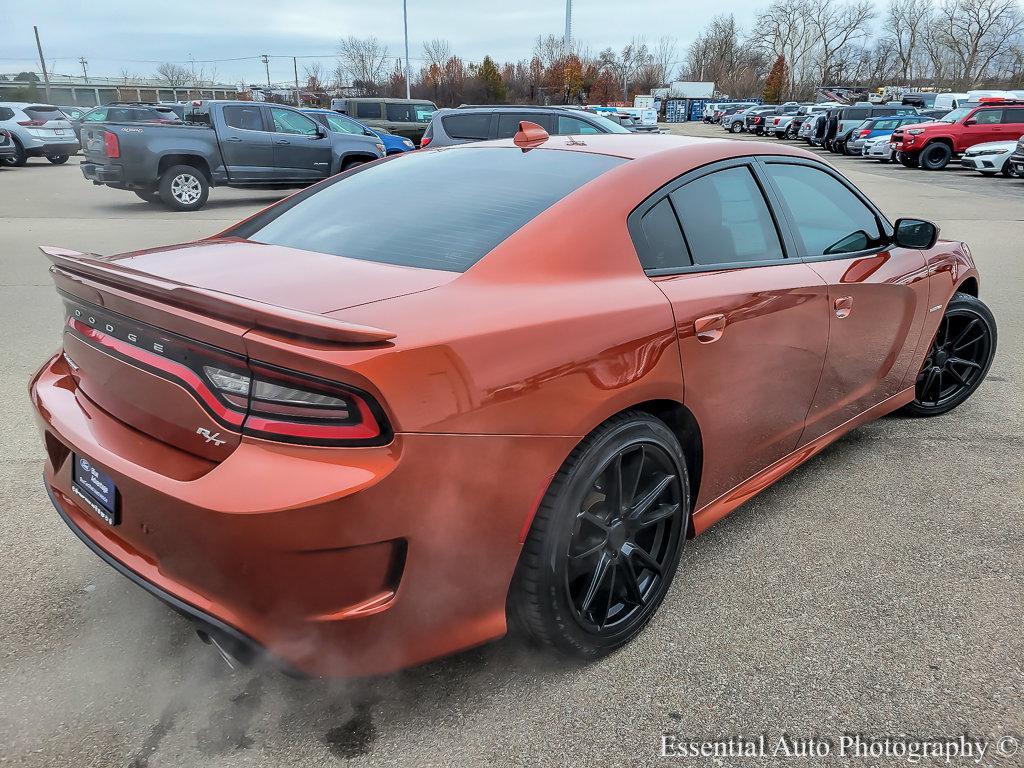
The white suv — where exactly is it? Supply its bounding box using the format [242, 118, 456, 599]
[0, 102, 80, 166]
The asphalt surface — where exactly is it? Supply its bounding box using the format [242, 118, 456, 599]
[1, 125, 1021, 767]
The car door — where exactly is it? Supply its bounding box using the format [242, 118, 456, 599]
[758, 159, 930, 444]
[631, 160, 830, 508]
[269, 107, 332, 181]
[963, 108, 1005, 145]
[216, 104, 275, 181]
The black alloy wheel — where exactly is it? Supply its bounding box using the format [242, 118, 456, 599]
[903, 292, 996, 416]
[47, 154, 69, 164]
[919, 142, 953, 170]
[509, 412, 689, 657]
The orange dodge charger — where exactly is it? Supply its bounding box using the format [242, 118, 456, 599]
[30, 126, 996, 676]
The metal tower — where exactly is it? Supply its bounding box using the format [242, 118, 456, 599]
[564, 0, 572, 50]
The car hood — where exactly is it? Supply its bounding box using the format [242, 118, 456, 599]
[104, 238, 458, 314]
[964, 141, 1018, 154]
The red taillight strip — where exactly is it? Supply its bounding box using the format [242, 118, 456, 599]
[68, 317, 244, 426]
[246, 392, 381, 441]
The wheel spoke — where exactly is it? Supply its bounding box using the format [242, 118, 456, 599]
[636, 502, 681, 530]
[950, 318, 979, 350]
[628, 474, 674, 521]
[580, 510, 609, 533]
[598, 566, 618, 629]
[579, 552, 611, 615]
[620, 556, 645, 606]
[619, 447, 645, 514]
[631, 544, 663, 575]
[948, 356, 981, 370]
[919, 367, 939, 401]
[944, 365, 968, 387]
[953, 335, 984, 352]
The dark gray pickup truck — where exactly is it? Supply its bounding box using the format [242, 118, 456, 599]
[80, 100, 386, 211]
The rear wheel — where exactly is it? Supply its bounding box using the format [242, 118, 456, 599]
[341, 157, 368, 172]
[902, 292, 996, 417]
[133, 189, 161, 204]
[1001, 163, 1019, 178]
[47, 154, 69, 165]
[509, 412, 689, 658]
[919, 142, 952, 171]
[158, 165, 209, 211]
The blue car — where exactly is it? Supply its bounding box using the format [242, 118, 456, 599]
[302, 109, 416, 154]
[845, 114, 928, 154]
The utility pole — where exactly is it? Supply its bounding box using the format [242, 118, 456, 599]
[33, 26, 51, 103]
[293, 57, 300, 106]
[564, 0, 572, 51]
[402, 0, 411, 99]
[261, 54, 271, 90]
[79, 56, 89, 81]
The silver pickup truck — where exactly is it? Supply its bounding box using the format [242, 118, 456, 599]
[80, 100, 385, 211]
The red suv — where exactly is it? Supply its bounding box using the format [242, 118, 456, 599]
[890, 99, 1024, 170]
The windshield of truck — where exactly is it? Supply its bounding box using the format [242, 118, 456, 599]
[940, 108, 971, 123]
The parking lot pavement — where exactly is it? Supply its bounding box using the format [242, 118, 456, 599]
[1, 142, 1021, 768]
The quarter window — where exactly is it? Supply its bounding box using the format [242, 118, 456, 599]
[556, 116, 602, 135]
[638, 199, 690, 270]
[443, 113, 491, 140]
[355, 102, 382, 119]
[670, 166, 784, 266]
[763, 163, 882, 256]
[223, 105, 265, 132]
[1001, 108, 1024, 124]
[496, 113, 550, 138]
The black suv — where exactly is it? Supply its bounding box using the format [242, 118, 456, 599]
[421, 105, 632, 148]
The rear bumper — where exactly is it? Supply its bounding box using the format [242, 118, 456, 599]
[81, 161, 126, 187]
[30, 352, 575, 676]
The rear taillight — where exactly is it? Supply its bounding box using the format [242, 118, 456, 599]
[752, 117, 761, 123]
[773, 118, 781, 125]
[17, 119, 47, 127]
[420, 136, 431, 148]
[859, 129, 870, 137]
[103, 130, 120, 158]
[204, 363, 386, 445]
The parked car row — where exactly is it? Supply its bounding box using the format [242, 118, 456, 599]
[763, 96, 1024, 181]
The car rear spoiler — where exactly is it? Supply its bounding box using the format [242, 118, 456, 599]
[40, 246, 397, 345]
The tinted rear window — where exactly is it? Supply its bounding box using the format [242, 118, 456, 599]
[25, 106, 64, 122]
[234, 147, 624, 272]
[443, 113, 491, 140]
[843, 108, 869, 120]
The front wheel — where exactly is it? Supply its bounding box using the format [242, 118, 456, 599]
[730, 122, 743, 134]
[133, 189, 161, 204]
[899, 151, 920, 168]
[47, 154, 69, 165]
[919, 142, 952, 171]
[158, 165, 209, 211]
[509, 412, 689, 658]
[902, 292, 996, 417]
[3, 139, 27, 167]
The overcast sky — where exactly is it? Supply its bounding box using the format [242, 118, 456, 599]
[2, 0, 768, 84]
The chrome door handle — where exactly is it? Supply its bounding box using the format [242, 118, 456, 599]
[224, 136, 242, 142]
[275, 139, 290, 145]
[834, 296, 854, 319]
[694, 313, 726, 343]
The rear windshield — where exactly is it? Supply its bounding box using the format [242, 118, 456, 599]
[24, 105, 64, 122]
[233, 147, 624, 272]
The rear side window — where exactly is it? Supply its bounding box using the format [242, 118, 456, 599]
[763, 163, 881, 256]
[444, 113, 491, 140]
[24, 105, 63, 122]
[670, 166, 784, 266]
[556, 115, 603, 135]
[386, 103, 436, 122]
[235, 147, 624, 272]
[843, 108, 869, 121]
[0, 107, 13, 120]
[1004, 108, 1024, 123]
[223, 105, 265, 132]
[496, 113, 551, 138]
[271, 108, 318, 135]
[354, 102, 381, 119]
[638, 199, 690, 270]
[973, 109, 1002, 124]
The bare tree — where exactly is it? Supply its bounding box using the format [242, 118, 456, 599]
[422, 38, 453, 71]
[809, 0, 877, 84]
[337, 36, 391, 93]
[752, 0, 817, 95]
[652, 36, 679, 85]
[154, 63, 191, 87]
[884, 0, 934, 83]
[934, 0, 1024, 87]
[599, 37, 652, 100]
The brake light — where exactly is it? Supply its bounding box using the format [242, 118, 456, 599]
[752, 116, 761, 123]
[204, 363, 387, 445]
[859, 129, 871, 137]
[103, 130, 120, 158]
[420, 136, 431, 148]
[17, 119, 47, 127]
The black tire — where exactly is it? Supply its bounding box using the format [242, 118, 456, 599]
[340, 157, 368, 172]
[730, 122, 743, 134]
[899, 151, 920, 168]
[902, 292, 996, 417]
[919, 142, 952, 171]
[158, 165, 209, 211]
[133, 189, 161, 204]
[3, 138, 27, 167]
[47, 154, 69, 165]
[786, 125, 798, 139]
[1001, 163, 1018, 178]
[509, 411, 689, 658]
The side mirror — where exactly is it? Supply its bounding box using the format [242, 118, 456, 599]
[893, 218, 939, 249]
[963, 119, 976, 126]
[315, 127, 328, 139]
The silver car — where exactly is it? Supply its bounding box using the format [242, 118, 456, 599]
[862, 134, 896, 162]
[0, 102, 80, 166]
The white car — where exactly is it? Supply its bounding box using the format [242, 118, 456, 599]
[0, 102, 79, 166]
[862, 134, 896, 162]
[959, 140, 1022, 177]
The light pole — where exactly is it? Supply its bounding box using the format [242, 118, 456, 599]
[402, 0, 411, 99]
